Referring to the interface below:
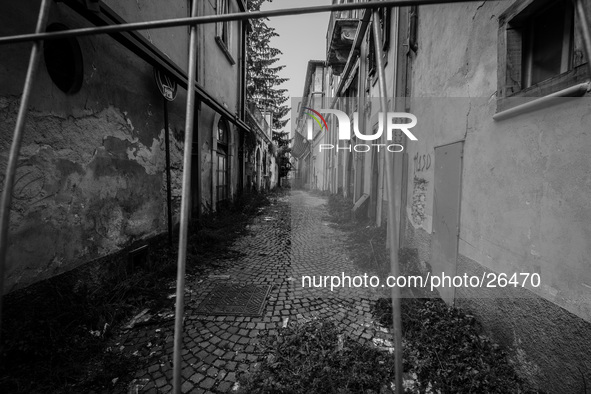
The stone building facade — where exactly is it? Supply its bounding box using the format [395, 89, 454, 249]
[0, 0, 272, 292]
[296, 0, 591, 391]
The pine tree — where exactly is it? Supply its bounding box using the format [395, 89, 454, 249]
[247, 0, 292, 180]
[247, 0, 290, 131]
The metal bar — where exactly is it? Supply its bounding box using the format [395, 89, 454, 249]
[0, 0, 494, 46]
[493, 81, 590, 121]
[0, 0, 51, 338]
[573, 0, 591, 76]
[164, 98, 174, 249]
[372, 8, 404, 393]
[172, 0, 199, 391]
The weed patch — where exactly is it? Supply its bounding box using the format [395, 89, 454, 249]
[372, 298, 536, 393]
[326, 194, 354, 223]
[0, 190, 275, 393]
[240, 319, 397, 394]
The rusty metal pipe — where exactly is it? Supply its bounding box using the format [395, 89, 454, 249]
[372, 7, 404, 393]
[0, 0, 51, 338]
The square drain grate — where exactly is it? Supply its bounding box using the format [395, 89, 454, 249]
[195, 283, 271, 317]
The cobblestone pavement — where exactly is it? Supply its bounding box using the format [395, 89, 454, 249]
[107, 190, 392, 394]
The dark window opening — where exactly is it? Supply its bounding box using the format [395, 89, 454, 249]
[217, 118, 230, 203]
[216, 0, 230, 47]
[43, 23, 83, 94]
[522, 1, 573, 88]
[498, 0, 588, 102]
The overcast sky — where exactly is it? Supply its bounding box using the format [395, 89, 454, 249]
[260, 0, 331, 134]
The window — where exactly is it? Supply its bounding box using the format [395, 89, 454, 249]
[523, 1, 574, 88]
[44, 23, 83, 94]
[215, 0, 235, 64]
[338, 0, 362, 20]
[498, 0, 588, 108]
[216, 118, 230, 202]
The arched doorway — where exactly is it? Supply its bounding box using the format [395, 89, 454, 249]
[216, 117, 230, 204]
[255, 147, 261, 191]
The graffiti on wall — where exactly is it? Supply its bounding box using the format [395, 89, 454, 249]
[411, 176, 428, 226]
[0, 163, 47, 206]
[413, 152, 431, 173]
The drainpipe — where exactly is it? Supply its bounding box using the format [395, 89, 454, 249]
[372, 7, 404, 393]
[163, 98, 173, 248]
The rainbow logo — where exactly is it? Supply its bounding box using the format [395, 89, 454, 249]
[304, 107, 329, 133]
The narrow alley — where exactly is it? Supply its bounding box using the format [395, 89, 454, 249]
[110, 190, 391, 394]
[2, 1, 590, 392]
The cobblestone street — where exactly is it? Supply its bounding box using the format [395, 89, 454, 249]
[110, 190, 391, 394]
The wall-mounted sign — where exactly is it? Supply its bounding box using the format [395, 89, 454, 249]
[153, 68, 177, 101]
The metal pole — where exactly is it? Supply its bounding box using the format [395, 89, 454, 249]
[172, 0, 198, 392]
[0, 0, 496, 46]
[164, 98, 174, 249]
[0, 0, 51, 339]
[372, 7, 404, 393]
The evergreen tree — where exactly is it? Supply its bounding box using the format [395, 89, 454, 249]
[247, 0, 290, 131]
[247, 0, 292, 180]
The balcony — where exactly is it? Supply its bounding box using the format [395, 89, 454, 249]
[246, 101, 272, 142]
[326, 4, 362, 76]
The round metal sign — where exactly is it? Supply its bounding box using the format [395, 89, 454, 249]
[153, 68, 178, 101]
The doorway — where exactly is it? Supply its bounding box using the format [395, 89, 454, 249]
[431, 141, 463, 304]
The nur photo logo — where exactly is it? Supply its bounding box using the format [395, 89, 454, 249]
[303, 107, 418, 153]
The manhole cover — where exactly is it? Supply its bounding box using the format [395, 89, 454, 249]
[195, 283, 271, 317]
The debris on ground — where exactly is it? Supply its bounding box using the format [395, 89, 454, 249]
[208, 274, 231, 280]
[239, 319, 396, 393]
[124, 309, 152, 330]
[127, 378, 150, 394]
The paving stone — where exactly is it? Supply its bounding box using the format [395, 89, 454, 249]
[200, 377, 216, 390]
[96, 191, 386, 394]
[225, 371, 237, 382]
[155, 377, 167, 388]
[189, 372, 206, 384]
[181, 381, 194, 393]
[206, 366, 219, 378]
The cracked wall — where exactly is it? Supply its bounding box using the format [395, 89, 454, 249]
[0, 2, 188, 292]
[403, 1, 591, 391]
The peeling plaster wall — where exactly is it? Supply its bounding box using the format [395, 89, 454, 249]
[0, 2, 188, 292]
[403, 1, 591, 391]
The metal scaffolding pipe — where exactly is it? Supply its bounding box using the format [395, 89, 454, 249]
[172, 0, 199, 392]
[372, 7, 404, 393]
[0, 0, 51, 339]
[0, 0, 494, 46]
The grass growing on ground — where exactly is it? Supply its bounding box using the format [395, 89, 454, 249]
[372, 298, 536, 394]
[239, 319, 397, 394]
[0, 190, 274, 393]
[322, 192, 535, 393]
[326, 193, 355, 223]
[0, 236, 176, 393]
